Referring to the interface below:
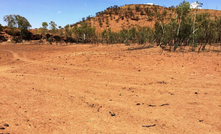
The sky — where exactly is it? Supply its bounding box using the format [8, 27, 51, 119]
[0, 0, 221, 29]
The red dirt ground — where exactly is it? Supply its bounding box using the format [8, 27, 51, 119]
[0, 44, 221, 134]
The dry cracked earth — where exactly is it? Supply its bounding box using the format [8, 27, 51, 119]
[0, 44, 221, 134]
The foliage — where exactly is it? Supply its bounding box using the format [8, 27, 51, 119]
[3, 14, 32, 40]
[73, 22, 96, 43]
[48, 37, 52, 44]
[49, 21, 57, 35]
[0, 24, 3, 32]
[42, 22, 48, 29]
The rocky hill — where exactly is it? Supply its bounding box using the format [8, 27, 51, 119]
[72, 4, 221, 33]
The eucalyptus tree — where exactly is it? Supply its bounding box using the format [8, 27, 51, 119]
[41, 22, 48, 35]
[0, 24, 3, 32]
[3, 14, 32, 41]
[64, 24, 72, 38]
[49, 21, 57, 35]
[175, 1, 191, 44]
[217, 16, 221, 53]
[196, 13, 218, 52]
[73, 22, 96, 43]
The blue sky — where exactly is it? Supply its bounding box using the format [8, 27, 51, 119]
[0, 0, 220, 29]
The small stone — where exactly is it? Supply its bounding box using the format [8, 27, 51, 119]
[142, 124, 156, 128]
[4, 123, 9, 127]
[199, 120, 204, 122]
[0, 127, 5, 130]
[195, 92, 198, 94]
[109, 111, 115, 116]
[160, 103, 169, 106]
[148, 105, 156, 107]
[136, 103, 141, 105]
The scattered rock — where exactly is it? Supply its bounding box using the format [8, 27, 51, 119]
[160, 103, 169, 106]
[97, 106, 102, 112]
[142, 124, 156, 128]
[148, 105, 156, 107]
[195, 92, 198, 94]
[0, 127, 5, 130]
[136, 103, 141, 105]
[157, 81, 167, 84]
[199, 120, 204, 122]
[109, 111, 115, 116]
[4, 124, 9, 127]
[169, 92, 174, 95]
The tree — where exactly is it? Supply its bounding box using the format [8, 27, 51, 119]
[42, 22, 48, 29]
[216, 16, 221, 54]
[58, 26, 63, 36]
[64, 24, 71, 37]
[3, 15, 16, 29]
[41, 22, 48, 35]
[15, 15, 32, 39]
[73, 22, 96, 44]
[192, 1, 203, 49]
[3, 14, 32, 41]
[175, 1, 190, 39]
[0, 24, 3, 32]
[49, 21, 57, 35]
[64, 24, 73, 44]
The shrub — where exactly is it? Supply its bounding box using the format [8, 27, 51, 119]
[48, 37, 52, 44]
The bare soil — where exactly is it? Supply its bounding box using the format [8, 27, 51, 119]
[0, 44, 221, 134]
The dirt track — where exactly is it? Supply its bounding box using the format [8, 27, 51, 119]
[0, 44, 221, 134]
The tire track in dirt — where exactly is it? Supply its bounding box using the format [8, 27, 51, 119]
[3, 50, 149, 78]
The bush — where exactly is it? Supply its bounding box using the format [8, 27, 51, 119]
[48, 37, 52, 44]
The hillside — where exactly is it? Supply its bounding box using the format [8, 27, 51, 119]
[72, 4, 221, 33]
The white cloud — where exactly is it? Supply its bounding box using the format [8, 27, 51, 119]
[58, 11, 61, 13]
[144, 3, 155, 6]
[190, 2, 202, 9]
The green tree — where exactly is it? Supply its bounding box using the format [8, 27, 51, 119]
[64, 24, 73, 44]
[217, 16, 221, 53]
[41, 22, 48, 35]
[42, 22, 48, 29]
[73, 22, 96, 44]
[0, 24, 3, 32]
[49, 21, 57, 35]
[175, 1, 190, 40]
[4, 14, 31, 41]
[64, 24, 71, 38]
[196, 13, 217, 52]
[15, 15, 32, 39]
